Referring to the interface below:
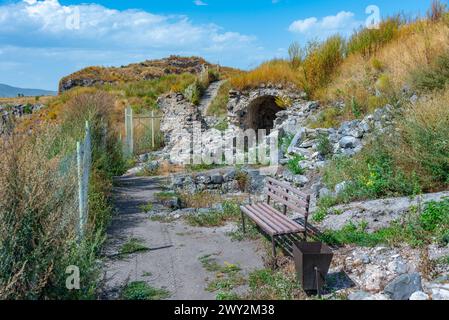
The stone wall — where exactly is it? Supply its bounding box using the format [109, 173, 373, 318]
[227, 85, 307, 130]
[171, 168, 266, 194]
[0, 103, 43, 135]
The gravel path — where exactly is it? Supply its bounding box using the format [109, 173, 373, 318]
[100, 170, 264, 300]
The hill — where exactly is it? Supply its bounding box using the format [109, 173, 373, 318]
[59, 55, 239, 93]
[0, 83, 56, 98]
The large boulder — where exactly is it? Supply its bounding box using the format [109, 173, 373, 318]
[384, 273, 422, 300]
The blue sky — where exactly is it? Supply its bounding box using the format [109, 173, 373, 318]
[0, 0, 435, 90]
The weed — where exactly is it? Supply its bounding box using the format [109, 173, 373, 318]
[119, 238, 149, 255]
[154, 191, 178, 201]
[186, 200, 241, 227]
[317, 134, 333, 158]
[246, 268, 304, 300]
[121, 281, 170, 300]
[139, 202, 154, 212]
[286, 154, 306, 175]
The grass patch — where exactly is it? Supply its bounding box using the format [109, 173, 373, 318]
[179, 191, 223, 209]
[245, 268, 304, 300]
[139, 202, 154, 212]
[119, 238, 150, 255]
[121, 281, 170, 300]
[227, 221, 261, 242]
[319, 198, 449, 247]
[321, 139, 422, 204]
[230, 60, 302, 91]
[286, 154, 306, 175]
[149, 215, 176, 223]
[410, 50, 449, 92]
[199, 255, 246, 298]
[185, 200, 241, 227]
[154, 191, 178, 201]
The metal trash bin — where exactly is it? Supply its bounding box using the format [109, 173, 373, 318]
[293, 242, 333, 293]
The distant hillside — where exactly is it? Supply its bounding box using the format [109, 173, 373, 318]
[59, 55, 239, 93]
[0, 83, 56, 98]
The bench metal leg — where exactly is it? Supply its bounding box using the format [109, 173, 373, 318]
[241, 211, 246, 234]
[271, 236, 276, 258]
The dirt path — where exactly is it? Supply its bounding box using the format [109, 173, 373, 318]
[198, 80, 226, 115]
[101, 170, 264, 300]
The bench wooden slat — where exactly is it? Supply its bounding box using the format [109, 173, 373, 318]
[243, 205, 290, 234]
[257, 203, 305, 231]
[253, 203, 303, 232]
[241, 206, 277, 236]
[266, 190, 307, 215]
[267, 184, 308, 208]
[251, 204, 295, 233]
[266, 177, 309, 199]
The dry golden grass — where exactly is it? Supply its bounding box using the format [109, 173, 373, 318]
[230, 60, 302, 91]
[324, 21, 449, 102]
[0, 96, 53, 105]
[392, 88, 449, 190]
[311, 20, 449, 126]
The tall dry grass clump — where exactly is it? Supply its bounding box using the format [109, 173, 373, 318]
[394, 90, 449, 189]
[0, 91, 126, 299]
[0, 129, 78, 299]
[230, 60, 301, 91]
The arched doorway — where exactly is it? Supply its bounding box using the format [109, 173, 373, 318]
[244, 96, 282, 130]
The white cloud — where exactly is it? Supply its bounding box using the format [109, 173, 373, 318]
[0, 0, 254, 50]
[0, 1, 269, 89]
[289, 11, 362, 37]
[194, 0, 208, 6]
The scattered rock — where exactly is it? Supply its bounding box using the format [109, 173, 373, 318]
[384, 273, 422, 300]
[409, 291, 430, 300]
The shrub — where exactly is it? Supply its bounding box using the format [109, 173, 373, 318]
[317, 134, 333, 158]
[301, 36, 346, 95]
[184, 80, 204, 105]
[322, 139, 421, 204]
[410, 51, 449, 92]
[320, 198, 449, 248]
[0, 91, 125, 299]
[309, 107, 342, 129]
[427, 0, 447, 22]
[286, 154, 306, 175]
[230, 60, 301, 91]
[288, 42, 303, 69]
[395, 90, 449, 187]
[347, 17, 402, 58]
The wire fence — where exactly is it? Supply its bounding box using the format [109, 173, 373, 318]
[76, 121, 92, 241]
[124, 106, 163, 156]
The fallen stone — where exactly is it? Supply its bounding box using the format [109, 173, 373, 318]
[348, 291, 371, 300]
[409, 291, 430, 300]
[384, 273, 422, 300]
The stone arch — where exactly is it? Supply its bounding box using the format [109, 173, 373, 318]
[244, 95, 282, 130]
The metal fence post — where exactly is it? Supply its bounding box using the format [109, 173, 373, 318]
[76, 141, 84, 241]
[151, 110, 155, 149]
[125, 106, 134, 156]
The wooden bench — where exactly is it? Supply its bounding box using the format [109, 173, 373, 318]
[240, 177, 310, 258]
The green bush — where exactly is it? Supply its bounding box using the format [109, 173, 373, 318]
[301, 35, 346, 95]
[286, 154, 306, 175]
[320, 198, 449, 248]
[410, 52, 449, 92]
[317, 134, 333, 158]
[0, 91, 126, 299]
[322, 140, 421, 204]
[347, 17, 402, 58]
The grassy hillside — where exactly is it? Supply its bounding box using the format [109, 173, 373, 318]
[228, 1, 449, 206]
[59, 55, 239, 93]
